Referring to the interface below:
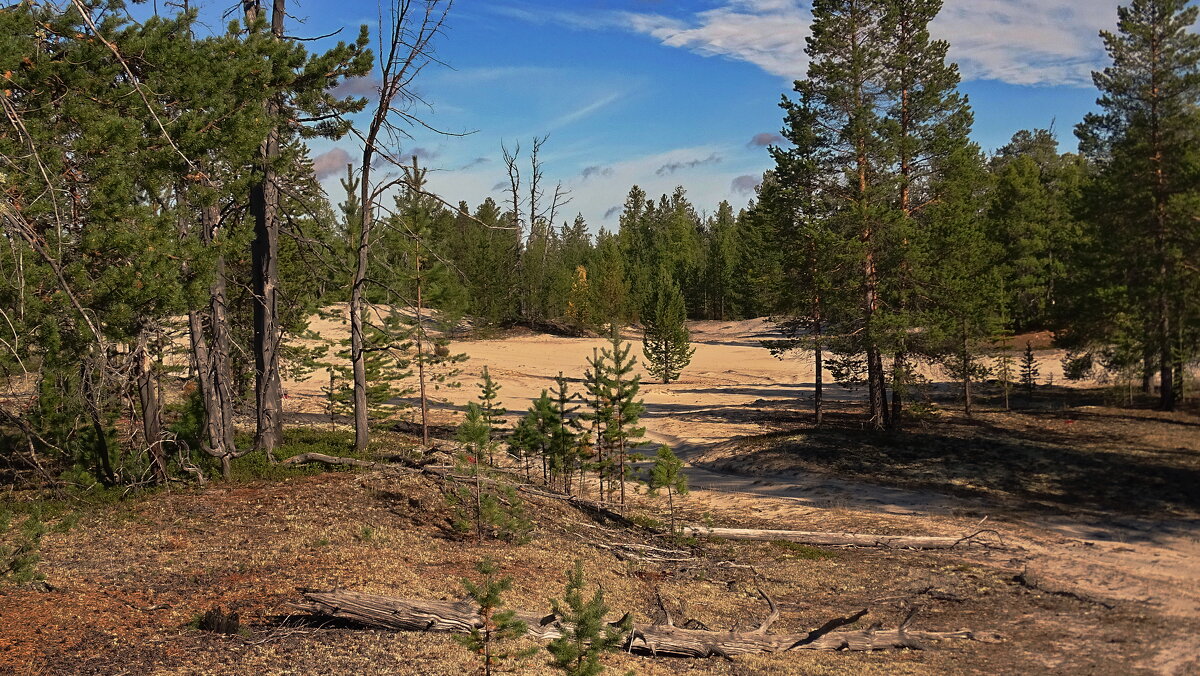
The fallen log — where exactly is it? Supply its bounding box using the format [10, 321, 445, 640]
[290, 588, 1001, 657]
[682, 525, 1002, 550]
[281, 453, 391, 469]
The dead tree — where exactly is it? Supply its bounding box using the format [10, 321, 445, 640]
[349, 0, 452, 452]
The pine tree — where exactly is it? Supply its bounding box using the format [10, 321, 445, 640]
[590, 230, 630, 326]
[508, 411, 544, 483]
[477, 367, 506, 465]
[704, 201, 741, 320]
[1021, 342, 1040, 395]
[648, 446, 688, 535]
[455, 558, 535, 676]
[580, 348, 612, 501]
[597, 327, 646, 511]
[548, 373, 581, 493]
[641, 268, 696, 384]
[546, 560, 632, 676]
[789, 0, 892, 428]
[1075, 0, 1200, 411]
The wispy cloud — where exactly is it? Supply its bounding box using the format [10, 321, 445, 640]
[620, 1, 813, 80]
[439, 65, 564, 83]
[547, 91, 624, 130]
[312, 147, 354, 180]
[656, 153, 721, 176]
[409, 146, 440, 161]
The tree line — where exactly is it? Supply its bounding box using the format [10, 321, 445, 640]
[1, 0, 1197, 489]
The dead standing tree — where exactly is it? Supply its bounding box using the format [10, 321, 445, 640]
[349, 0, 452, 452]
[501, 135, 571, 324]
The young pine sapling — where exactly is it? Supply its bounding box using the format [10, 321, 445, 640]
[648, 445, 688, 535]
[455, 558, 535, 675]
[546, 559, 631, 676]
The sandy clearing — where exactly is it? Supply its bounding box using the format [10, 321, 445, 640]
[282, 312, 1199, 671]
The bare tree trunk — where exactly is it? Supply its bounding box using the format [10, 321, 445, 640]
[187, 200, 240, 479]
[350, 232, 370, 451]
[349, 3, 450, 453]
[135, 329, 169, 483]
[80, 360, 117, 486]
[962, 324, 973, 418]
[813, 309, 823, 427]
[1142, 338, 1155, 394]
[415, 252, 430, 447]
[247, 0, 284, 461]
[667, 485, 675, 535]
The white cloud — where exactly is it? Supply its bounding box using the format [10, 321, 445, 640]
[502, 0, 1127, 88]
[932, 0, 1118, 86]
[619, 1, 813, 79]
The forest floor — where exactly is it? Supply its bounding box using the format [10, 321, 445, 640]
[2, 317, 1198, 674]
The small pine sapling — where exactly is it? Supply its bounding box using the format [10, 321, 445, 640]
[648, 445, 688, 535]
[508, 413, 541, 482]
[455, 558, 536, 675]
[454, 402, 491, 542]
[548, 372, 581, 493]
[599, 326, 646, 512]
[1021, 341, 1039, 395]
[580, 348, 612, 502]
[546, 560, 632, 676]
[451, 403, 533, 543]
[477, 367, 506, 465]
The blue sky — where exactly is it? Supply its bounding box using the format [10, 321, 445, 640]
[181, 0, 1136, 228]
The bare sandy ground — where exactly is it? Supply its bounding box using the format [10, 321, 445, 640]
[285, 311, 1199, 673]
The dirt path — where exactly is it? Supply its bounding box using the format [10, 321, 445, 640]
[286, 317, 1200, 673]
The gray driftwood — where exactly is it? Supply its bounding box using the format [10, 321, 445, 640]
[291, 588, 1001, 658]
[683, 525, 1001, 550]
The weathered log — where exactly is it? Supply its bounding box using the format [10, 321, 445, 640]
[290, 588, 1001, 657]
[281, 452, 389, 469]
[682, 525, 1001, 550]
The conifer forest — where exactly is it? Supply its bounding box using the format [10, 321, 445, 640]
[1, 0, 1198, 674]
